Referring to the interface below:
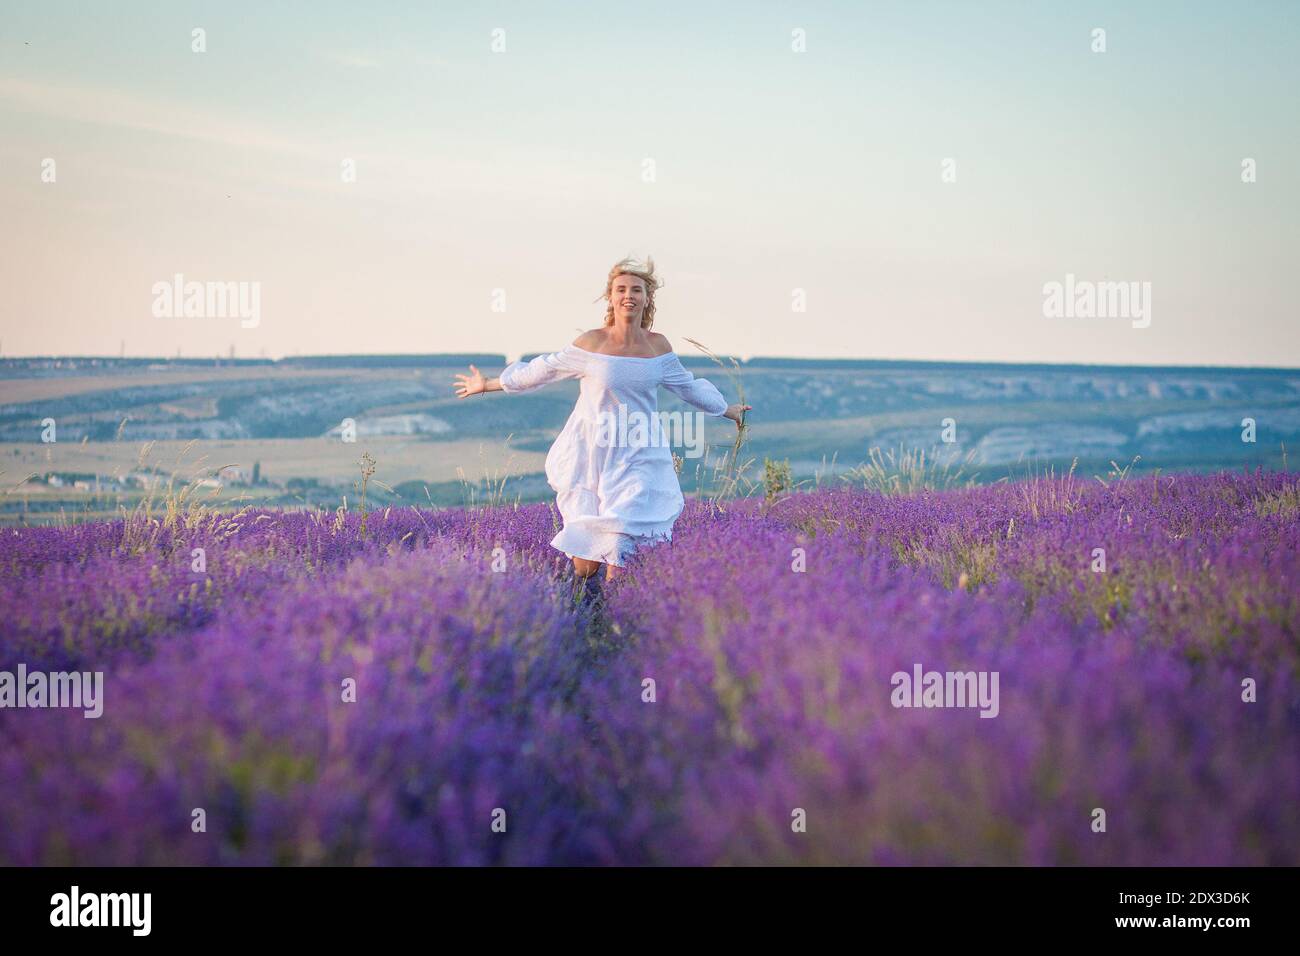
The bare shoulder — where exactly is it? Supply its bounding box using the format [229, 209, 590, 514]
[570, 328, 674, 357]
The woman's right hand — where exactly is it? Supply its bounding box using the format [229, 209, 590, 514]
[452, 364, 486, 399]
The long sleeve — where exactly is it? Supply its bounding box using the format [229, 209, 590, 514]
[498, 345, 586, 394]
[660, 354, 729, 416]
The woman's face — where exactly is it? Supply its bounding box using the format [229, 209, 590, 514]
[610, 274, 646, 323]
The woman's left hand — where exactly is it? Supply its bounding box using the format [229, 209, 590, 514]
[724, 403, 752, 427]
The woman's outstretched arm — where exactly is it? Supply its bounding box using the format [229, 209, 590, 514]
[452, 364, 504, 397]
[660, 352, 751, 426]
[453, 346, 586, 398]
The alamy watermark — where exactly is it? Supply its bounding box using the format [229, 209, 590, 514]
[50, 886, 150, 936]
[151, 273, 261, 328]
[594, 404, 708, 458]
[1042, 273, 1151, 329]
[890, 663, 999, 718]
[0, 664, 103, 718]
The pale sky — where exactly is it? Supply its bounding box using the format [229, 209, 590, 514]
[1, 1, 1297, 366]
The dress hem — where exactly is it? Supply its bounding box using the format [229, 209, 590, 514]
[551, 526, 672, 568]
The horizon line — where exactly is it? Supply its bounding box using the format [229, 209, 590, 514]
[2, 352, 1299, 374]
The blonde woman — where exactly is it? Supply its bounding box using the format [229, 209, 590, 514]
[452, 256, 750, 597]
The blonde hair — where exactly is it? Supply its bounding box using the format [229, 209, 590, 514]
[594, 255, 663, 329]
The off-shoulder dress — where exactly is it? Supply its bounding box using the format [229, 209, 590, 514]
[498, 344, 729, 567]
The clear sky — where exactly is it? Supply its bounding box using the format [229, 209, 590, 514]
[1, 1, 1296, 366]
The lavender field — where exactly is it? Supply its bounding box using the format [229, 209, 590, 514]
[1, 469, 1297, 865]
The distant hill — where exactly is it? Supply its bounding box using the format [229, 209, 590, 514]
[1, 355, 1295, 481]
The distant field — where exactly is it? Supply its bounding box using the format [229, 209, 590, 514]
[2, 355, 1296, 524]
[0, 435, 551, 524]
[1, 436, 544, 487]
[0, 366, 372, 405]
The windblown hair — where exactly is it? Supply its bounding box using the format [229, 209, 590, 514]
[595, 255, 664, 329]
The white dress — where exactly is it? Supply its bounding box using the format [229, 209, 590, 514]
[498, 344, 730, 567]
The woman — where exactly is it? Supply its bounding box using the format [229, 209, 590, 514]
[452, 256, 750, 593]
